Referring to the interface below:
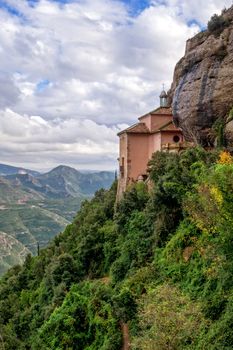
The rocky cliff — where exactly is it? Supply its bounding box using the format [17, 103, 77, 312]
[169, 6, 233, 146]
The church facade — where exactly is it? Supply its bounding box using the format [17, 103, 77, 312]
[117, 90, 184, 199]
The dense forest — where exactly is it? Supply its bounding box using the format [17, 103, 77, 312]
[1, 147, 233, 349]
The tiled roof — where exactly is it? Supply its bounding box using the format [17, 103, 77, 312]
[152, 120, 181, 132]
[118, 122, 149, 135]
[139, 106, 172, 120]
[151, 107, 172, 115]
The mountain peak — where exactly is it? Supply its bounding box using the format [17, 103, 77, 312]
[46, 165, 80, 176]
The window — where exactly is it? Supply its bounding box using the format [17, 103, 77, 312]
[173, 135, 180, 143]
[120, 157, 124, 177]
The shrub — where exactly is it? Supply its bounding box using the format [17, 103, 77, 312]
[218, 151, 233, 165]
[207, 13, 230, 35]
[132, 284, 209, 350]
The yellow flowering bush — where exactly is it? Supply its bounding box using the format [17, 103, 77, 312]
[210, 186, 223, 206]
[218, 151, 233, 165]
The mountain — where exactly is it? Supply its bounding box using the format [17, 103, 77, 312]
[4, 165, 115, 198]
[169, 6, 233, 146]
[36, 165, 115, 197]
[0, 164, 115, 275]
[0, 163, 40, 177]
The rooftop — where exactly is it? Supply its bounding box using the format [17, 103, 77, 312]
[139, 106, 172, 120]
[117, 122, 149, 136]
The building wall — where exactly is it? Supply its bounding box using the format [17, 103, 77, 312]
[127, 134, 149, 181]
[117, 133, 128, 200]
[161, 131, 183, 145]
[150, 115, 172, 130]
[139, 114, 173, 131]
[139, 114, 151, 129]
[148, 133, 161, 159]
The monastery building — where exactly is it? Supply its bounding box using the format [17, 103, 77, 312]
[117, 90, 184, 199]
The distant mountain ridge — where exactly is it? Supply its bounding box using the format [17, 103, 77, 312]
[0, 163, 40, 177]
[4, 164, 115, 198]
[38, 165, 115, 197]
[0, 163, 115, 275]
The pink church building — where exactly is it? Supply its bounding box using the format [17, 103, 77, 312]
[117, 90, 184, 199]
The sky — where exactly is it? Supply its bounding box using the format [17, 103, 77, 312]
[0, 0, 232, 171]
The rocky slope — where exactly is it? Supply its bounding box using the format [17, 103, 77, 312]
[169, 6, 233, 146]
[0, 232, 30, 275]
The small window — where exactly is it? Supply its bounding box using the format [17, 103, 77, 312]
[120, 157, 124, 177]
[173, 135, 180, 143]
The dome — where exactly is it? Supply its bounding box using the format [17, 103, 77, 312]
[160, 90, 168, 98]
[160, 88, 168, 107]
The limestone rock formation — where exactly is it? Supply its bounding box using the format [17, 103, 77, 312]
[169, 6, 233, 146]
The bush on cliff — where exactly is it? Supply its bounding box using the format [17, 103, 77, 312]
[207, 13, 230, 35]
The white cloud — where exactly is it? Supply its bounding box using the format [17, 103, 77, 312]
[163, 0, 233, 24]
[0, 108, 120, 170]
[0, 0, 231, 170]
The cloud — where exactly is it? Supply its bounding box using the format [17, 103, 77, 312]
[0, 0, 231, 170]
[0, 73, 21, 108]
[2, 0, 198, 121]
[164, 0, 233, 25]
[0, 108, 121, 170]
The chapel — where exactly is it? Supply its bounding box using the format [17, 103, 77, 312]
[117, 90, 184, 199]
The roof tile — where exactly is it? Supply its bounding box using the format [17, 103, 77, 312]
[118, 123, 149, 135]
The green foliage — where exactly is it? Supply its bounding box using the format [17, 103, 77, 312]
[132, 284, 209, 350]
[34, 281, 121, 350]
[226, 106, 233, 131]
[146, 148, 218, 246]
[200, 293, 233, 349]
[50, 253, 79, 287]
[1, 147, 233, 349]
[213, 118, 226, 147]
[112, 287, 137, 322]
[207, 13, 230, 35]
[114, 182, 149, 228]
[111, 211, 153, 283]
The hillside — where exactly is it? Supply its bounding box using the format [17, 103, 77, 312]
[1, 147, 233, 349]
[0, 232, 30, 276]
[0, 164, 115, 275]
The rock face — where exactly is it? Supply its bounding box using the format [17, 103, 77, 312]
[169, 6, 233, 146]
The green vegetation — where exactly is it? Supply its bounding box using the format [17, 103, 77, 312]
[227, 106, 233, 124]
[213, 118, 226, 147]
[207, 12, 231, 36]
[1, 148, 233, 349]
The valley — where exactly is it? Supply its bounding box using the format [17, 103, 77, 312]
[0, 164, 114, 275]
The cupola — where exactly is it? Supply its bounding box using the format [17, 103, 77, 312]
[160, 88, 168, 107]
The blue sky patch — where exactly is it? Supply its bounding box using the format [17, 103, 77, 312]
[36, 79, 50, 92]
[187, 18, 205, 30]
[120, 0, 151, 15]
[27, 0, 70, 7]
[27, 0, 39, 7]
[27, 0, 152, 14]
[0, 0, 25, 18]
